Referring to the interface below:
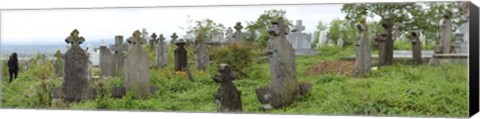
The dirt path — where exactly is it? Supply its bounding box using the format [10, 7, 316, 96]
[306, 60, 356, 76]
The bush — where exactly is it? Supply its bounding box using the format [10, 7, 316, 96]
[209, 42, 261, 77]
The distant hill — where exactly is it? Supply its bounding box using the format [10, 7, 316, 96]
[1, 39, 116, 59]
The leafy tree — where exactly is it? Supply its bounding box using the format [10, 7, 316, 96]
[182, 18, 225, 43]
[246, 9, 292, 47]
[342, 2, 467, 65]
[342, 3, 421, 65]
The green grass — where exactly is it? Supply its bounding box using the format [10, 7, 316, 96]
[1, 45, 468, 117]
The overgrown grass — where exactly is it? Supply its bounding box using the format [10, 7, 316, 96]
[1, 45, 468, 117]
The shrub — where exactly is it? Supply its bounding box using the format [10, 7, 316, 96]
[209, 42, 261, 77]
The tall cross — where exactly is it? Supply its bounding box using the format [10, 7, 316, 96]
[65, 29, 85, 47]
[111, 35, 127, 54]
[292, 20, 305, 32]
[151, 33, 158, 40]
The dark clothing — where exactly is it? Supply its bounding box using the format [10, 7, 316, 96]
[7, 55, 19, 83]
[9, 69, 18, 83]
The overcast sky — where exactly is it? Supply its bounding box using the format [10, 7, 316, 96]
[1, 4, 352, 45]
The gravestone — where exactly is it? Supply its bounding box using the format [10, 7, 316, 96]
[170, 33, 179, 44]
[110, 35, 128, 76]
[99, 45, 115, 77]
[286, 20, 315, 55]
[86, 43, 100, 66]
[233, 22, 243, 42]
[211, 31, 225, 44]
[410, 29, 422, 64]
[354, 19, 372, 78]
[213, 64, 242, 112]
[174, 39, 188, 72]
[337, 35, 344, 48]
[381, 18, 394, 65]
[124, 30, 151, 99]
[455, 11, 469, 54]
[261, 18, 299, 109]
[374, 33, 387, 66]
[195, 36, 209, 71]
[156, 34, 168, 69]
[54, 50, 63, 77]
[441, 10, 453, 54]
[225, 27, 234, 43]
[150, 33, 158, 51]
[316, 31, 326, 48]
[62, 29, 89, 102]
[325, 34, 334, 47]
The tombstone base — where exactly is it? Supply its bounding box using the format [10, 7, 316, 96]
[255, 82, 312, 110]
[298, 82, 312, 96]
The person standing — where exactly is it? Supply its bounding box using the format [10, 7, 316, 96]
[7, 52, 19, 83]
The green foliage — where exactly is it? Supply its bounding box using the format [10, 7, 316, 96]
[183, 18, 225, 43]
[342, 2, 467, 46]
[1, 45, 468, 117]
[209, 42, 261, 77]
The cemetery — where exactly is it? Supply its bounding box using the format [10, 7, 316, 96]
[0, 2, 471, 118]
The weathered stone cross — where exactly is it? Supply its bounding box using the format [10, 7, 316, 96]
[65, 29, 85, 47]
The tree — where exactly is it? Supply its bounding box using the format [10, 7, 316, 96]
[342, 2, 467, 65]
[182, 18, 226, 43]
[342, 3, 419, 65]
[246, 9, 292, 47]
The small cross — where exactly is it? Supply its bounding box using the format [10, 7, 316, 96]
[171, 33, 179, 41]
[151, 33, 158, 39]
[65, 29, 85, 47]
[159, 34, 165, 42]
[127, 30, 142, 45]
[234, 22, 243, 31]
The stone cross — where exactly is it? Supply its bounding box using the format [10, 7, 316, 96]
[292, 20, 305, 32]
[213, 64, 242, 112]
[441, 10, 453, 54]
[233, 22, 243, 41]
[170, 33, 179, 44]
[110, 35, 127, 76]
[65, 29, 85, 47]
[156, 34, 167, 68]
[62, 29, 89, 102]
[410, 29, 422, 64]
[150, 33, 158, 51]
[354, 19, 372, 78]
[54, 49, 63, 77]
[195, 34, 209, 71]
[124, 30, 151, 99]
[380, 18, 394, 65]
[225, 27, 234, 43]
[258, 18, 300, 109]
[174, 39, 188, 72]
[374, 32, 387, 66]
